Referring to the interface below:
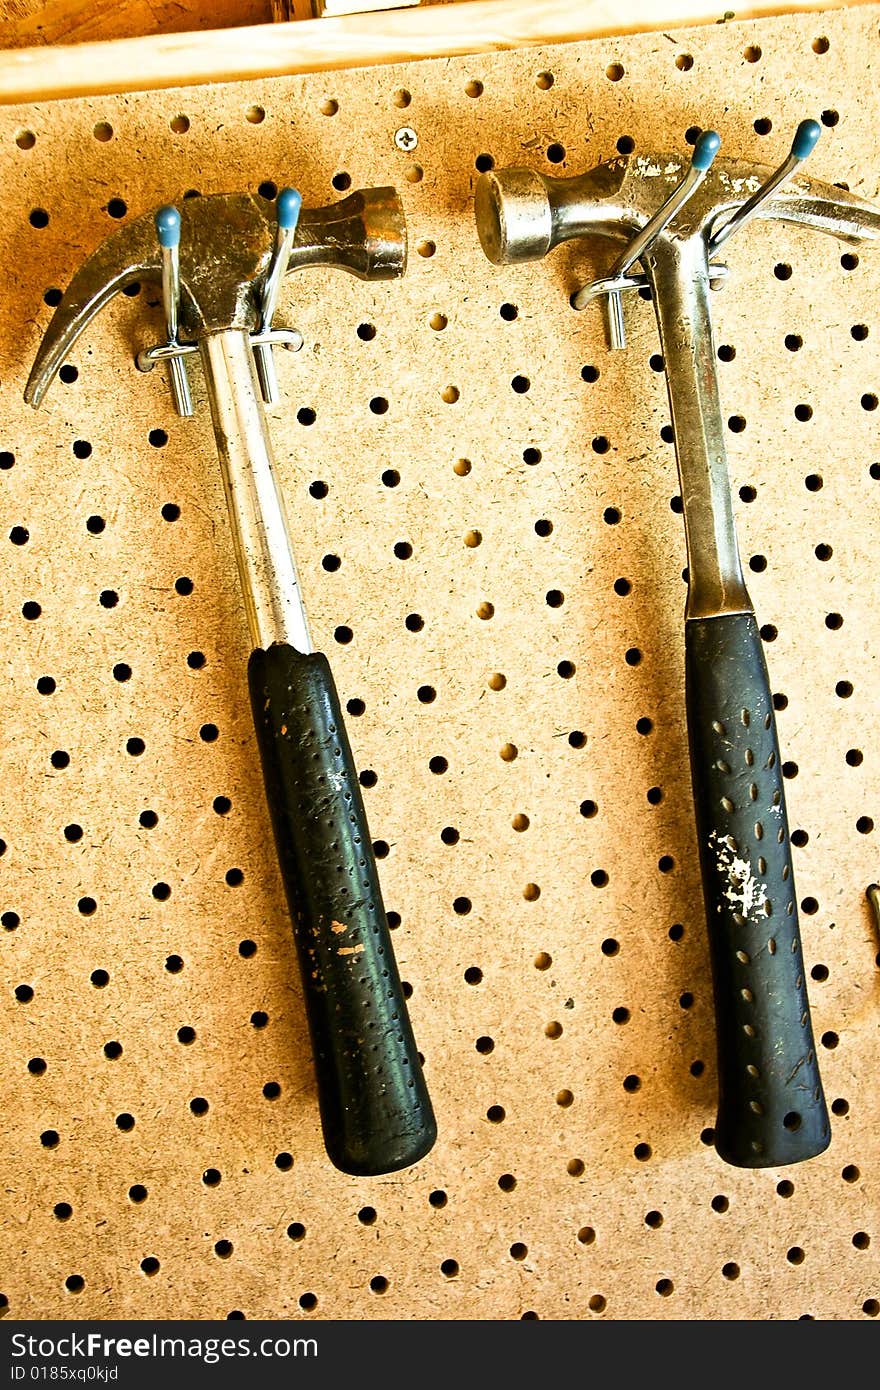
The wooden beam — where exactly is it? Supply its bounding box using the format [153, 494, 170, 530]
[0, 0, 870, 105]
[0, 0, 273, 48]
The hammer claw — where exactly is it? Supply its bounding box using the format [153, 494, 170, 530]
[735, 174, 880, 247]
[25, 216, 162, 407]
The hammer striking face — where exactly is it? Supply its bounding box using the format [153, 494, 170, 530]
[26, 186, 436, 1178]
[476, 126, 880, 1169]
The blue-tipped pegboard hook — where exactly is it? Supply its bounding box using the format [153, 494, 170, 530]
[254, 187, 303, 406]
[710, 118, 822, 254]
[154, 204, 193, 417]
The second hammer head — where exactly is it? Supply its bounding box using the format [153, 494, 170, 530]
[475, 151, 880, 266]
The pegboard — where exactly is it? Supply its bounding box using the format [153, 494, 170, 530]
[1, 3, 879, 1323]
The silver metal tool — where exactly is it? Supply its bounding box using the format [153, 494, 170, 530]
[475, 123, 880, 1170]
[26, 187, 436, 1178]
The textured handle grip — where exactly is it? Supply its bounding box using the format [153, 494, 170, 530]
[248, 644, 436, 1176]
[685, 613, 830, 1167]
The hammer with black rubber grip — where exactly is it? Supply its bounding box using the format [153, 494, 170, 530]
[475, 123, 880, 1168]
[26, 186, 436, 1176]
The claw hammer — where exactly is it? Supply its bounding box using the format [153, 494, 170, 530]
[25, 187, 437, 1176]
[475, 125, 880, 1168]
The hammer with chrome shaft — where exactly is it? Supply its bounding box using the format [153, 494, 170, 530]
[25, 186, 437, 1176]
[475, 124, 880, 1168]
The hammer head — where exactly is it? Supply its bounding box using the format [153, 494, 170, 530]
[475, 152, 880, 265]
[26, 186, 406, 407]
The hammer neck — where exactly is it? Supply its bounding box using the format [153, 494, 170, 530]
[645, 235, 753, 622]
[199, 329, 312, 654]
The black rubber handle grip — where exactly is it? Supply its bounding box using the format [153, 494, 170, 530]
[248, 643, 436, 1176]
[685, 612, 830, 1167]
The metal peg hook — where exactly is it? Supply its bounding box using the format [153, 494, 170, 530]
[572, 129, 721, 348]
[155, 205, 193, 418]
[254, 187, 302, 405]
[708, 119, 821, 255]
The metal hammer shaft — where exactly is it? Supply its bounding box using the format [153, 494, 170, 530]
[201, 331, 311, 651]
[199, 328, 436, 1176]
[646, 233, 828, 1167]
[647, 236, 749, 622]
